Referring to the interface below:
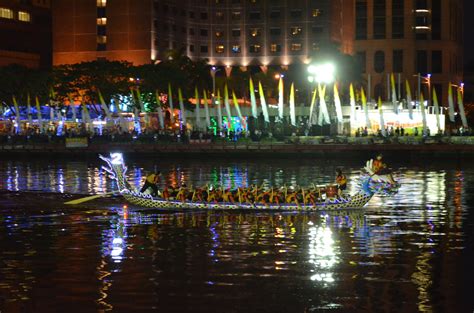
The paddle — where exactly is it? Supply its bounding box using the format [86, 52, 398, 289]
[64, 191, 116, 205]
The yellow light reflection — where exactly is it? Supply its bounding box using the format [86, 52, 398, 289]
[308, 220, 338, 285]
[411, 251, 433, 312]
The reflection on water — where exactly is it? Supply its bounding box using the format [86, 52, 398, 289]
[0, 159, 359, 195]
[0, 158, 473, 312]
[308, 218, 338, 285]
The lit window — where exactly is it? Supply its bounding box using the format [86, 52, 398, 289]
[215, 45, 225, 53]
[232, 45, 241, 53]
[312, 9, 321, 17]
[249, 44, 261, 53]
[18, 11, 31, 22]
[231, 12, 241, 20]
[97, 35, 107, 44]
[215, 30, 224, 38]
[249, 28, 260, 37]
[291, 26, 302, 36]
[97, 17, 107, 25]
[97, 0, 106, 7]
[291, 43, 302, 51]
[216, 11, 224, 20]
[270, 44, 281, 53]
[0, 8, 14, 19]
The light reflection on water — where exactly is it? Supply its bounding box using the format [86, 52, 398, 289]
[0, 158, 473, 312]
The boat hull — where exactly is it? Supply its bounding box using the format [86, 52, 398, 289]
[122, 190, 373, 211]
[99, 153, 397, 211]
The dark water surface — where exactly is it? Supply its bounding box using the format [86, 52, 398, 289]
[0, 156, 473, 312]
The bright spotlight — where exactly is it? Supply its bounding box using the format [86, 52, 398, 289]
[307, 65, 317, 74]
[307, 63, 335, 84]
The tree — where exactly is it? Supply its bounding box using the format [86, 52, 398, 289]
[0, 64, 51, 108]
[52, 60, 133, 105]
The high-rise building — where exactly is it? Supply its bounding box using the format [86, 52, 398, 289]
[155, 0, 354, 68]
[353, 0, 463, 102]
[0, 0, 51, 68]
[50, 0, 464, 101]
[53, 0, 156, 65]
[52, 0, 353, 69]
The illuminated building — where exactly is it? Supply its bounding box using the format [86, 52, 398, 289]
[50, 0, 463, 104]
[155, 0, 354, 69]
[52, 0, 353, 68]
[52, 0, 156, 65]
[353, 0, 463, 102]
[0, 0, 51, 68]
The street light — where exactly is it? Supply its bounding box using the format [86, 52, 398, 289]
[415, 73, 431, 108]
[210, 66, 221, 97]
[307, 63, 335, 84]
[451, 82, 465, 100]
[424, 74, 431, 108]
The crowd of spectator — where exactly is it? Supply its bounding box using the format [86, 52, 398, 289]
[0, 119, 472, 146]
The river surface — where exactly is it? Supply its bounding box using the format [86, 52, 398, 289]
[0, 155, 473, 313]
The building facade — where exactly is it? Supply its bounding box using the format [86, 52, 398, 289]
[52, 0, 353, 68]
[0, 0, 51, 68]
[53, 0, 156, 66]
[50, 0, 464, 100]
[155, 0, 354, 69]
[353, 0, 463, 102]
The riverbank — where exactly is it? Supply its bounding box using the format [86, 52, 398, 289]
[1, 139, 474, 159]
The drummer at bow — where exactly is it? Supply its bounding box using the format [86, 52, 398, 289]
[335, 169, 347, 196]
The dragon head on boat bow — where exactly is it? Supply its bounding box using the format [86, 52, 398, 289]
[358, 159, 400, 196]
[357, 175, 400, 197]
[100, 153, 130, 192]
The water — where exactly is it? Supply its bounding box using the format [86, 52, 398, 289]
[0, 156, 473, 312]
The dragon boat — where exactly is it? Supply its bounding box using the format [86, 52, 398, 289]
[100, 153, 399, 211]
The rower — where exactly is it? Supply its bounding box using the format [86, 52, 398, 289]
[256, 188, 270, 204]
[304, 188, 316, 206]
[335, 169, 347, 197]
[285, 188, 299, 205]
[176, 184, 188, 202]
[372, 154, 384, 174]
[222, 188, 235, 203]
[140, 171, 161, 196]
[162, 186, 170, 200]
[372, 154, 396, 184]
